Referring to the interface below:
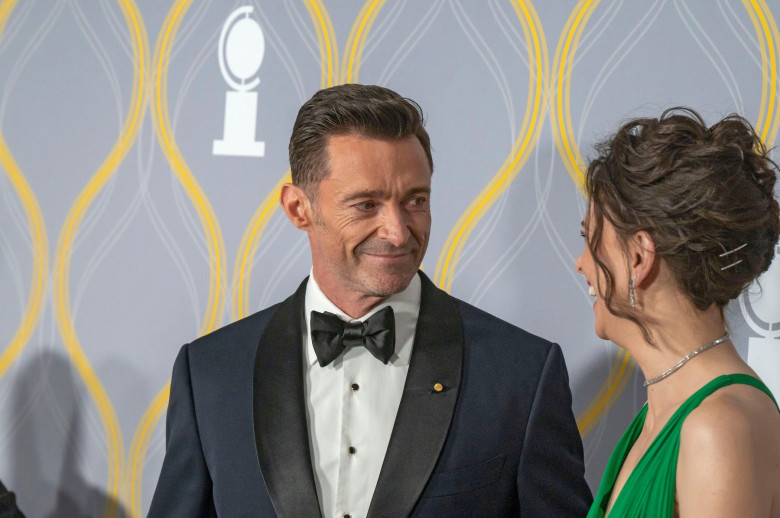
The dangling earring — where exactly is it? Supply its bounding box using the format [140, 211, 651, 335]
[629, 276, 636, 309]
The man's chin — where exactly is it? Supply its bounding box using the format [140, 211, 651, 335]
[361, 270, 418, 298]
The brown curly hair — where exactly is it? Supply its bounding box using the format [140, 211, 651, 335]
[585, 107, 780, 340]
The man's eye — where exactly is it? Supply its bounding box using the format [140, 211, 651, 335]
[354, 201, 376, 211]
[408, 197, 427, 207]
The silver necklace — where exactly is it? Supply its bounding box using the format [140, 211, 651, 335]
[643, 333, 730, 387]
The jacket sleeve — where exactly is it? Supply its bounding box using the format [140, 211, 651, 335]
[148, 344, 217, 518]
[517, 343, 593, 517]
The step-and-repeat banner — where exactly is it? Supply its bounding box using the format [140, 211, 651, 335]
[1, 1, 778, 516]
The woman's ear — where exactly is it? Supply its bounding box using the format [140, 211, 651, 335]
[280, 183, 314, 230]
[630, 230, 657, 287]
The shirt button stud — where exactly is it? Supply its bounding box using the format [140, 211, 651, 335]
[348, 446, 356, 455]
[351, 383, 359, 391]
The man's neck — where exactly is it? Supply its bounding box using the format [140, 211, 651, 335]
[308, 275, 387, 319]
[323, 292, 388, 320]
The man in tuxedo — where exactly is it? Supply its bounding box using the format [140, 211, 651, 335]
[149, 84, 591, 517]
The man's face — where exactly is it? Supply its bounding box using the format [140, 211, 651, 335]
[306, 134, 432, 310]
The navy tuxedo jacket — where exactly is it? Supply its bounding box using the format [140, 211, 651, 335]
[148, 273, 592, 517]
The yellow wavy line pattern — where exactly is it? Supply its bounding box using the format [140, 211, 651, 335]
[341, 0, 386, 83]
[0, 129, 48, 379]
[151, 0, 226, 339]
[0, 0, 16, 30]
[127, 1, 232, 515]
[127, 381, 169, 518]
[50, 1, 149, 516]
[749, 2, 770, 139]
[3, 1, 772, 512]
[550, 0, 598, 195]
[0, 0, 49, 383]
[232, 171, 291, 321]
[547, 0, 636, 437]
[433, 0, 549, 293]
[232, 0, 339, 322]
[745, 0, 780, 146]
[304, 0, 339, 89]
[576, 348, 633, 436]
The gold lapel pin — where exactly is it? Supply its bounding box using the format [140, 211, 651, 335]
[433, 383, 444, 392]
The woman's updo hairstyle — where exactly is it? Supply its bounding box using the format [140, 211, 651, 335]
[585, 107, 780, 321]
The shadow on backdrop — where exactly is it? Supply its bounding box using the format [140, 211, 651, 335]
[10, 350, 127, 518]
[572, 348, 644, 493]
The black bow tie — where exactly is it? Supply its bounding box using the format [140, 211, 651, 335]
[310, 306, 395, 367]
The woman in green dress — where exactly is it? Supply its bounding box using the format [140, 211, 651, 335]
[575, 108, 780, 517]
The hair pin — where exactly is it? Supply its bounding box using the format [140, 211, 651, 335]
[719, 243, 747, 257]
[719, 243, 747, 270]
[720, 259, 743, 271]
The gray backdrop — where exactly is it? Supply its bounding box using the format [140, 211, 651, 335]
[1, 1, 779, 516]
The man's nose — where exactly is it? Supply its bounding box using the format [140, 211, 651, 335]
[377, 206, 411, 247]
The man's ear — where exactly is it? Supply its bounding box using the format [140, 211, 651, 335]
[280, 183, 314, 230]
[630, 230, 657, 287]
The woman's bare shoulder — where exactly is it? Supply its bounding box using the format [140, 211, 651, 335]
[676, 382, 780, 517]
[683, 382, 779, 440]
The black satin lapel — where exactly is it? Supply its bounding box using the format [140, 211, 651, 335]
[253, 278, 322, 518]
[367, 272, 464, 518]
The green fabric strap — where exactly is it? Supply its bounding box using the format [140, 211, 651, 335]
[587, 374, 777, 518]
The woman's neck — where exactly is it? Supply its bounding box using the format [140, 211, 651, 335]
[615, 292, 751, 425]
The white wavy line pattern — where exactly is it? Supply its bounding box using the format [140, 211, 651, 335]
[0, 3, 777, 516]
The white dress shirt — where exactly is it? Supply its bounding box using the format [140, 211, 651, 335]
[303, 272, 421, 518]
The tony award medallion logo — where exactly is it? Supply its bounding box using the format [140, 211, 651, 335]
[213, 6, 265, 157]
[742, 245, 780, 396]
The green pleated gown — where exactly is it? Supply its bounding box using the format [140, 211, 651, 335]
[587, 374, 778, 518]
